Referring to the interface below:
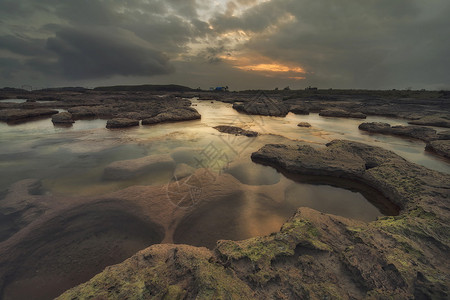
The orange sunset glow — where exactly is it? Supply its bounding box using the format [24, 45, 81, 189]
[220, 54, 306, 80]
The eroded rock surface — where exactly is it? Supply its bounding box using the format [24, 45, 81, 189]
[58, 141, 450, 299]
[409, 114, 450, 128]
[0, 108, 58, 122]
[232, 94, 290, 117]
[52, 112, 74, 124]
[359, 122, 438, 141]
[426, 140, 450, 159]
[142, 107, 201, 125]
[106, 118, 139, 129]
[213, 125, 258, 137]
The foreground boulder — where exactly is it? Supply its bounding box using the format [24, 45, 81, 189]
[142, 107, 201, 125]
[59, 141, 450, 299]
[359, 122, 438, 141]
[52, 112, 74, 124]
[0, 108, 58, 122]
[213, 125, 258, 137]
[106, 118, 139, 129]
[319, 109, 366, 119]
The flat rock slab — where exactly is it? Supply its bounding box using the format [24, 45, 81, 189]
[103, 154, 175, 180]
[319, 109, 366, 119]
[232, 94, 290, 117]
[409, 115, 450, 128]
[106, 118, 139, 129]
[213, 125, 258, 137]
[297, 122, 311, 128]
[142, 107, 201, 125]
[0, 108, 58, 122]
[359, 122, 437, 141]
[426, 140, 450, 159]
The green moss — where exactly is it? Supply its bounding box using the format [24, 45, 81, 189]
[217, 218, 331, 266]
[163, 285, 186, 300]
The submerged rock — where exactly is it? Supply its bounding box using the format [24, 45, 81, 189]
[426, 140, 450, 159]
[142, 107, 201, 125]
[106, 118, 139, 129]
[359, 122, 438, 141]
[213, 125, 258, 137]
[297, 122, 311, 128]
[103, 154, 176, 180]
[173, 163, 196, 180]
[0, 108, 58, 122]
[52, 112, 74, 124]
[319, 109, 367, 119]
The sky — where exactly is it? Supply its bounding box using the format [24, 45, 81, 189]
[0, 0, 449, 91]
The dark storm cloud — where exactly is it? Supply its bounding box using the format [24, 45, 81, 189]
[0, 0, 204, 83]
[0, 0, 449, 89]
[45, 26, 174, 79]
[212, 0, 450, 89]
[0, 35, 48, 56]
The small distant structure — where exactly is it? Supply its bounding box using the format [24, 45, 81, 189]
[305, 86, 318, 91]
[210, 86, 229, 92]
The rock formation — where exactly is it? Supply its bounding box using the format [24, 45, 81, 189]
[0, 108, 58, 122]
[106, 118, 140, 129]
[52, 112, 75, 124]
[358, 122, 438, 141]
[213, 125, 258, 137]
[297, 122, 311, 128]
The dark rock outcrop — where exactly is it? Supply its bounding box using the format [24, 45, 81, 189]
[142, 107, 201, 125]
[213, 125, 258, 137]
[359, 122, 438, 141]
[426, 140, 450, 159]
[319, 109, 367, 119]
[0, 108, 58, 122]
[106, 118, 139, 129]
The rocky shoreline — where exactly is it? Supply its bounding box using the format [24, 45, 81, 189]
[1, 88, 449, 299]
[57, 140, 449, 299]
[1, 89, 449, 128]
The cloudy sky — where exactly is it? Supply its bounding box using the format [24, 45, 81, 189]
[1, 0, 449, 90]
